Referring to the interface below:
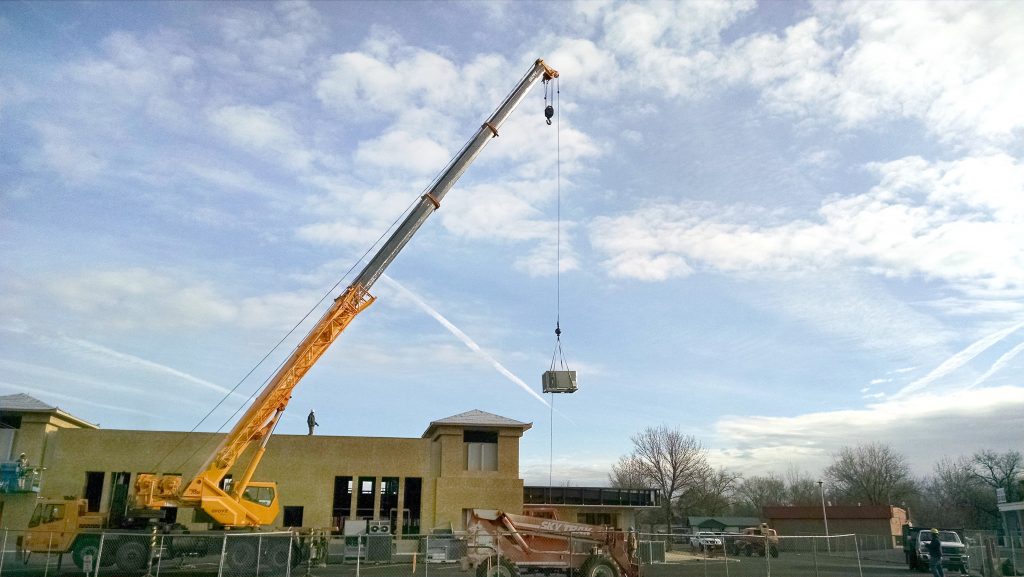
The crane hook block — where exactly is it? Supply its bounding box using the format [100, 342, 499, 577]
[545, 105, 554, 126]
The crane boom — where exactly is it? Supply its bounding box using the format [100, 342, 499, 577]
[135, 58, 559, 527]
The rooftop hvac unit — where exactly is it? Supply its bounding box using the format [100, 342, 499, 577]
[368, 520, 391, 534]
[542, 370, 578, 393]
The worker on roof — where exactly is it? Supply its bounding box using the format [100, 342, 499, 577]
[307, 410, 319, 436]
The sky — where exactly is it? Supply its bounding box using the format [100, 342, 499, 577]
[2, 1, 1023, 487]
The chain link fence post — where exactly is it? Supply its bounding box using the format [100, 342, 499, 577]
[0, 528, 7, 577]
[286, 531, 294, 577]
[217, 533, 228, 577]
[43, 530, 53, 577]
[854, 533, 864, 577]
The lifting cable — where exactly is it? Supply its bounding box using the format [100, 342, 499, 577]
[543, 75, 569, 492]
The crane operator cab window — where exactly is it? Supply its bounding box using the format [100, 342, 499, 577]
[29, 503, 66, 528]
[242, 485, 275, 507]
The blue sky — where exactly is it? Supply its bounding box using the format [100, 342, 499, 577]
[2, 1, 1023, 486]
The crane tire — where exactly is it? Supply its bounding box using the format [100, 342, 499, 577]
[476, 556, 519, 577]
[114, 539, 149, 572]
[581, 557, 619, 577]
[72, 537, 101, 569]
[260, 537, 291, 576]
[226, 538, 259, 573]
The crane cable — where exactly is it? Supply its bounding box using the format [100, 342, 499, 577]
[544, 76, 566, 492]
[547, 76, 569, 375]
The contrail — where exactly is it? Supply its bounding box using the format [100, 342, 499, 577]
[0, 359, 206, 408]
[380, 275, 550, 407]
[893, 320, 1024, 399]
[2, 325, 244, 400]
[966, 341, 1024, 390]
[59, 336, 236, 397]
[0, 381, 161, 418]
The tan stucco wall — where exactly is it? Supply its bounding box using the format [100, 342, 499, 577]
[3, 419, 527, 533]
[1, 411, 94, 530]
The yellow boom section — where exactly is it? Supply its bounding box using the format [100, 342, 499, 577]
[136, 285, 374, 526]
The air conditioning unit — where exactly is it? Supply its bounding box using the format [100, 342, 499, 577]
[368, 520, 391, 534]
[542, 370, 578, 393]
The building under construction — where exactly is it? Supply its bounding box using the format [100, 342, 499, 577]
[0, 393, 657, 536]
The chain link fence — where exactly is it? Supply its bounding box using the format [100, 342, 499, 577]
[1, 528, 1020, 577]
[964, 530, 1023, 577]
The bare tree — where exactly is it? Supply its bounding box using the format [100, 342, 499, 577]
[609, 455, 647, 489]
[677, 467, 741, 517]
[784, 466, 822, 505]
[735, 473, 787, 515]
[825, 443, 917, 505]
[622, 426, 712, 528]
[913, 456, 993, 529]
[971, 449, 1022, 502]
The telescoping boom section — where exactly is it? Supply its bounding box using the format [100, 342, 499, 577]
[134, 59, 559, 528]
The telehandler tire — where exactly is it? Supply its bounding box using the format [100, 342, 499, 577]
[476, 556, 520, 577]
[581, 557, 619, 577]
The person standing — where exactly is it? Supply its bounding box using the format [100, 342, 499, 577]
[307, 410, 319, 435]
[16, 453, 29, 490]
[927, 528, 944, 577]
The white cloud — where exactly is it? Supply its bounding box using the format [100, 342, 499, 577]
[354, 130, 451, 176]
[712, 385, 1024, 476]
[208, 105, 314, 171]
[214, 0, 326, 82]
[45, 268, 328, 333]
[34, 122, 107, 182]
[316, 47, 462, 116]
[590, 154, 1024, 292]
[50, 269, 235, 329]
[727, 2, 1024, 147]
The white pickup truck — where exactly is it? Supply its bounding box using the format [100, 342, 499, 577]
[903, 527, 969, 574]
[690, 532, 725, 555]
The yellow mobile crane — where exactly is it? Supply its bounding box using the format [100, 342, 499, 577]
[19, 58, 558, 574]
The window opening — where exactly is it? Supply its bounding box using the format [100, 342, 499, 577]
[332, 476, 353, 532]
[380, 477, 399, 530]
[83, 471, 104, 512]
[464, 430, 498, 471]
[283, 506, 304, 527]
[403, 477, 422, 537]
[357, 476, 375, 518]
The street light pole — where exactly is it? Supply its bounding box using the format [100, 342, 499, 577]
[818, 481, 831, 553]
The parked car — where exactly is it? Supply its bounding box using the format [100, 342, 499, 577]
[690, 532, 725, 555]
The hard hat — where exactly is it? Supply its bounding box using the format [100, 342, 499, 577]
[931, 528, 939, 534]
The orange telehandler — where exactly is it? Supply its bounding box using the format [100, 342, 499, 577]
[18, 58, 558, 575]
[465, 509, 639, 577]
